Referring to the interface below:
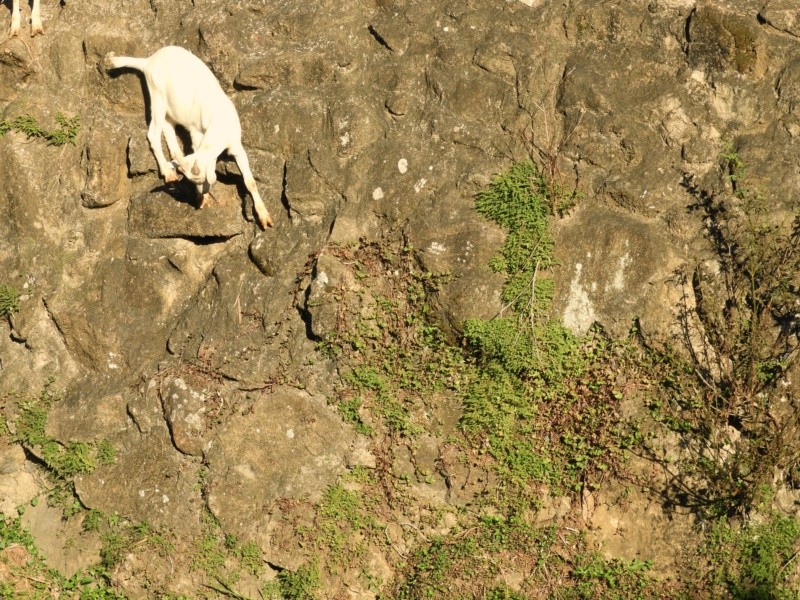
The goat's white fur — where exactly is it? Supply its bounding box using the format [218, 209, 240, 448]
[105, 46, 273, 229]
[9, 0, 43, 37]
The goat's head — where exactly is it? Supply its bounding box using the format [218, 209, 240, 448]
[173, 152, 217, 187]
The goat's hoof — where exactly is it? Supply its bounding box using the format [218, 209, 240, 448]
[103, 52, 116, 71]
[31, 24, 44, 36]
[259, 213, 274, 229]
[8, 26, 20, 38]
[199, 194, 211, 209]
[164, 171, 180, 184]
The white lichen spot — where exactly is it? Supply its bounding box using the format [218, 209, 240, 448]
[563, 263, 598, 336]
[174, 378, 188, 391]
[414, 178, 427, 193]
[273, 124, 280, 133]
[162, 495, 169, 504]
[184, 412, 203, 429]
[286, 428, 295, 439]
[610, 253, 632, 291]
[138, 489, 145, 498]
[398, 158, 408, 174]
[428, 242, 446, 255]
[339, 132, 351, 147]
[315, 271, 329, 286]
[234, 464, 256, 480]
[372, 187, 385, 200]
[607, 242, 632, 292]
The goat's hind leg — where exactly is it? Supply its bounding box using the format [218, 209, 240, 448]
[228, 143, 273, 229]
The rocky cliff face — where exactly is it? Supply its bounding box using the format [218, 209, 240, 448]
[1, 0, 799, 596]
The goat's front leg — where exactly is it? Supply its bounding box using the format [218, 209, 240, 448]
[30, 0, 43, 36]
[228, 143, 273, 229]
[196, 182, 212, 209]
[146, 104, 180, 183]
[9, 0, 21, 37]
[162, 121, 185, 162]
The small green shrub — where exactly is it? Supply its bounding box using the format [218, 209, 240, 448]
[393, 512, 562, 599]
[296, 481, 380, 573]
[475, 160, 555, 316]
[14, 380, 117, 484]
[644, 144, 800, 517]
[705, 513, 800, 599]
[568, 554, 655, 599]
[238, 540, 264, 576]
[96, 439, 117, 465]
[43, 440, 97, 478]
[48, 113, 81, 146]
[322, 239, 464, 441]
[15, 377, 62, 448]
[0, 113, 80, 146]
[10, 114, 46, 140]
[264, 562, 322, 600]
[395, 536, 479, 599]
[462, 162, 630, 495]
[1, 515, 124, 598]
[0, 284, 20, 318]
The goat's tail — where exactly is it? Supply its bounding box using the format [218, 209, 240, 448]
[105, 53, 148, 73]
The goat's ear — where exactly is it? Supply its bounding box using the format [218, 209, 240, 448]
[191, 161, 201, 177]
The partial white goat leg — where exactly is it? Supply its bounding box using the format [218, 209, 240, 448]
[9, 0, 21, 37]
[31, 0, 43, 36]
[9, 0, 43, 37]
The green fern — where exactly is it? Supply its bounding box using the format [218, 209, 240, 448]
[12, 114, 46, 139]
[0, 113, 80, 146]
[468, 160, 581, 380]
[476, 160, 554, 314]
[48, 113, 81, 146]
[0, 285, 20, 318]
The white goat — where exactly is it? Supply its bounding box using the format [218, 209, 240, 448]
[9, 0, 43, 37]
[105, 46, 273, 229]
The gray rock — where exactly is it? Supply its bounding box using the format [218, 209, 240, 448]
[687, 3, 765, 76]
[160, 375, 213, 456]
[0, 42, 35, 102]
[759, 0, 800, 37]
[0, 442, 39, 517]
[304, 252, 353, 339]
[80, 119, 130, 208]
[74, 427, 204, 534]
[553, 206, 679, 337]
[127, 184, 245, 239]
[205, 386, 371, 545]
